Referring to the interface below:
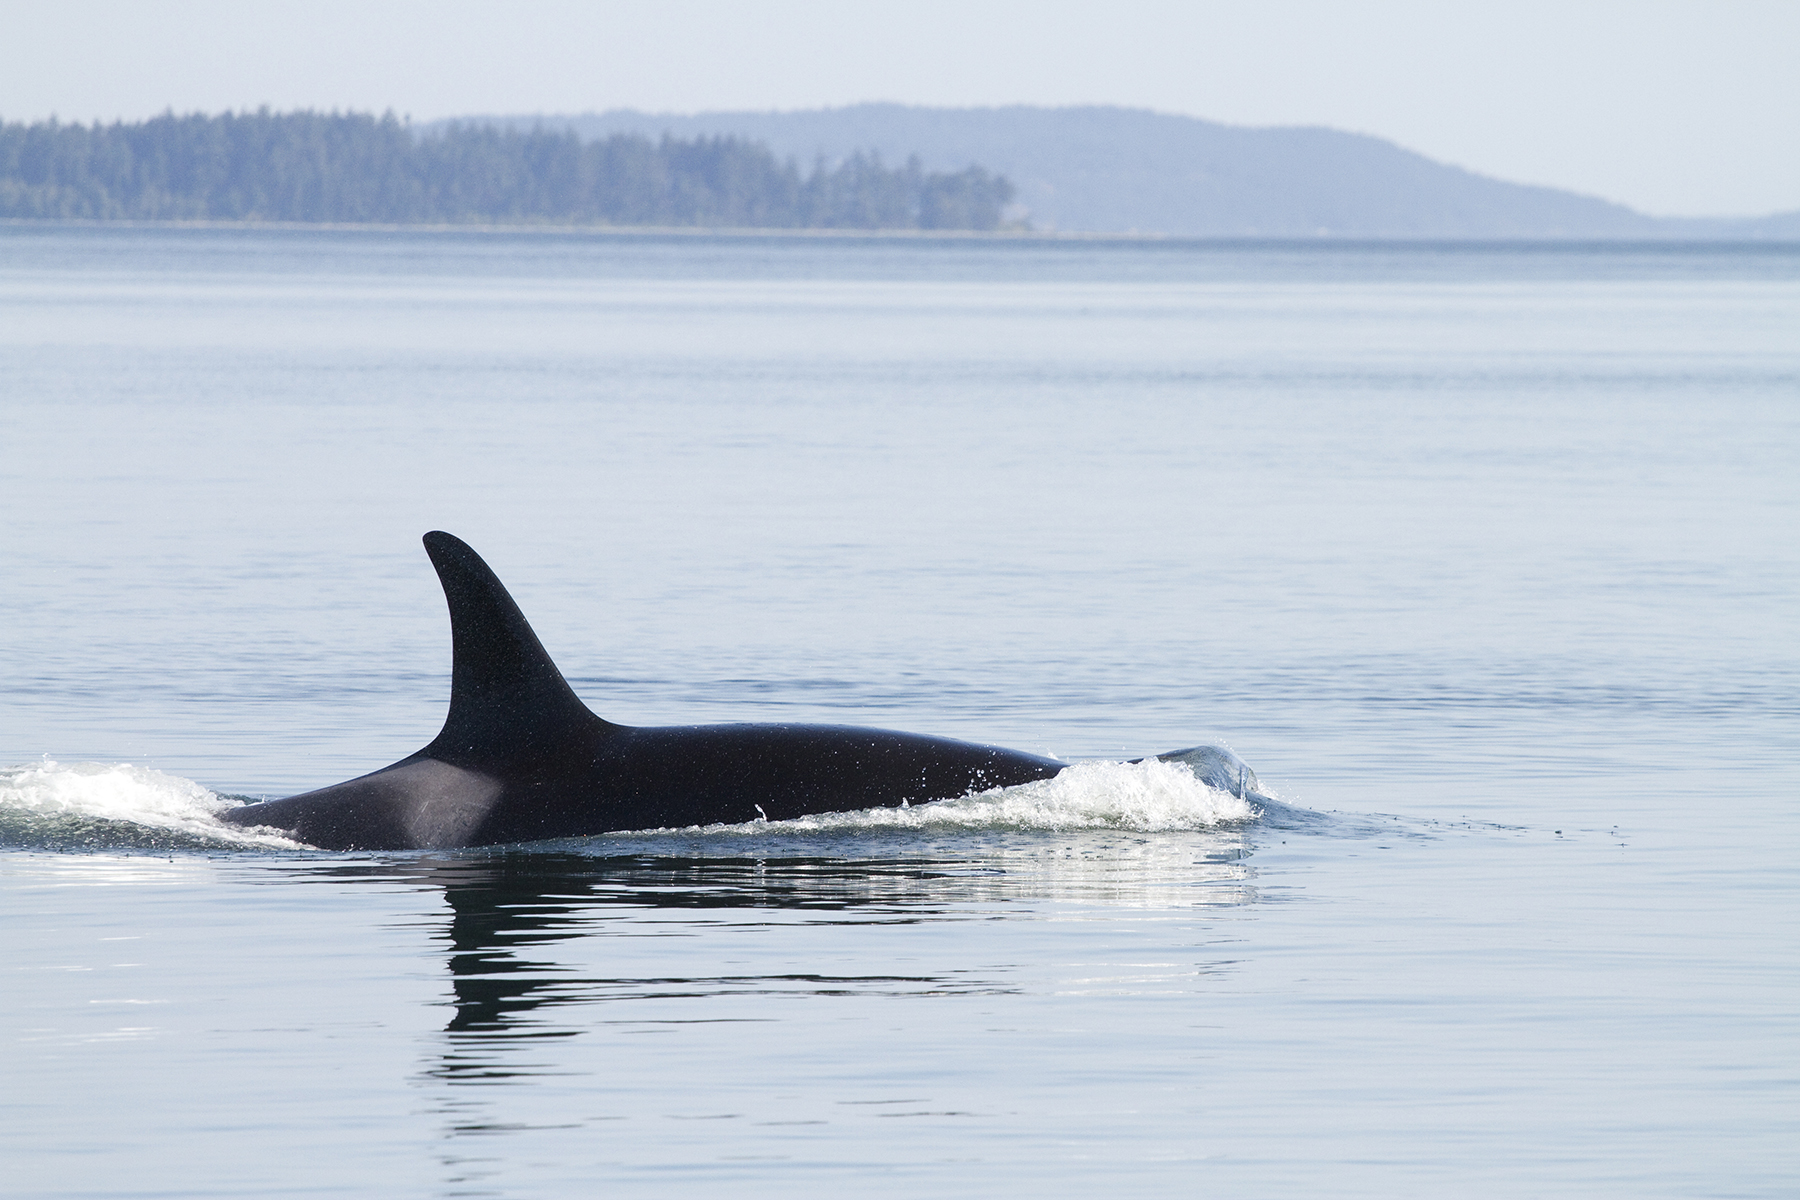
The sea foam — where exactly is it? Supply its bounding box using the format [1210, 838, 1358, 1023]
[0, 760, 302, 851]
[668, 757, 1259, 837]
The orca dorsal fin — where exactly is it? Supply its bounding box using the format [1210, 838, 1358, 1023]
[420, 531, 613, 758]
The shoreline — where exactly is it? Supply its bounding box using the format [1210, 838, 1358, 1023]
[0, 217, 1142, 242]
[3, 217, 1798, 249]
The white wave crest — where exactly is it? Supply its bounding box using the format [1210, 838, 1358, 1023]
[681, 758, 1259, 836]
[0, 760, 302, 849]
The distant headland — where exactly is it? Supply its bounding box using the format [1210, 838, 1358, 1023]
[0, 109, 1016, 231]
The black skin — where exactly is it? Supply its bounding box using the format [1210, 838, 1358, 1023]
[221, 532, 1069, 850]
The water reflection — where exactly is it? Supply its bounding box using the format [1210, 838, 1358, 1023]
[301, 831, 1260, 1053]
[269, 835, 1261, 1190]
[275, 832, 1259, 1179]
[425, 854, 1022, 1054]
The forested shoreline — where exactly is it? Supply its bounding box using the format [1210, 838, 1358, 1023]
[0, 109, 1017, 230]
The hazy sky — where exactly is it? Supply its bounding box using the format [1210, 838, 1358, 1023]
[4, 0, 1796, 217]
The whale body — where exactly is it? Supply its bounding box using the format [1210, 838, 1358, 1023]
[222, 532, 1256, 850]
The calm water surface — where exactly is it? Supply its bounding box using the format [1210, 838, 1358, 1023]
[2, 226, 1797, 1196]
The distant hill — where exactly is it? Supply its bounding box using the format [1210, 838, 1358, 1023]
[431, 104, 1799, 239]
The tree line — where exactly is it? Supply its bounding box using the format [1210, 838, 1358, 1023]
[0, 109, 1018, 230]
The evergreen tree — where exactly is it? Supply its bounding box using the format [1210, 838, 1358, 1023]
[0, 110, 1017, 230]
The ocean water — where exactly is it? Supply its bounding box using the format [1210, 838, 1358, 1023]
[2, 225, 1797, 1197]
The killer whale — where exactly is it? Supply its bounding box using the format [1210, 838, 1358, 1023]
[222, 532, 1259, 850]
